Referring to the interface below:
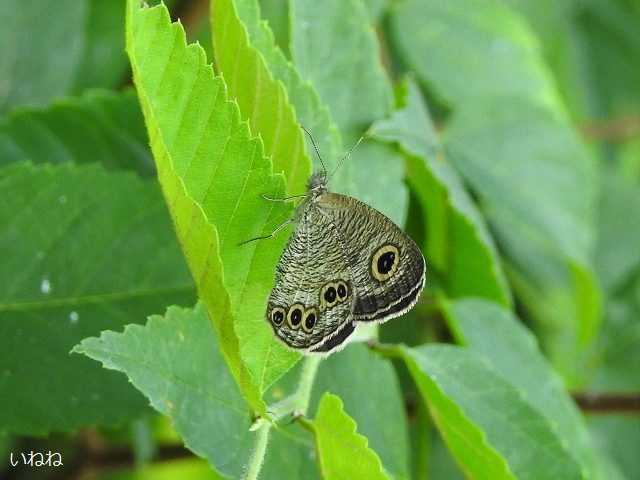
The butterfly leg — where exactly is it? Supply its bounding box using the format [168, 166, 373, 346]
[261, 193, 308, 202]
[238, 218, 294, 246]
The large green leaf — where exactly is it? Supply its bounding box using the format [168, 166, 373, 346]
[390, 0, 561, 111]
[442, 298, 598, 477]
[75, 304, 252, 479]
[389, 0, 600, 383]
[211, 0, 311, 195]
[0, 89, 153, 176]
[444, 100, 600, 379]
[0, 162, 194, 434]
[0, 0, 130, 113]
[506, 0, 640, 121]
[126, 0, 301, 410]
[290, 0, 392, 143]
[311, 393, 389, 480]
[310, 344, 410, 480]
[371, 78, 510, 305]
[394, 344, 584, 480]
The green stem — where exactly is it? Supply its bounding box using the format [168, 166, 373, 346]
[294, 355, 322, 414]
[244, 356, 322, 480]
[243, 422, 271, 480]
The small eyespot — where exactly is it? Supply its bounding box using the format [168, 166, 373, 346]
[287, 304, 304, 329]
[324, 286, 337, 304]
[270, 307, 285, 327]
[302, 308, 318, 333]
[336, 281, 348, 301]
[371, 244, 400, 282]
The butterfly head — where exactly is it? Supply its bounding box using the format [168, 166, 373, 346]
[307, 171, 328, 196]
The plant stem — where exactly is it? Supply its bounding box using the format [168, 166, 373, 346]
[294, 355, 322, 414]
[243, 422, 271, 480]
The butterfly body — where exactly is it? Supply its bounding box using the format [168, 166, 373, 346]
[266, 173, 425, 354]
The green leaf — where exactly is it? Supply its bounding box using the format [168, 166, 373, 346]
[444, 100, 601, 380]
[0, 89, 153, 176]
[225, 0, 347, 190]
[394, 344, 584, 480]
[211, 0, 311, 195]
[0, 0, 129, 113]
[589, 416, 640, 480]
[0, 162, 194, 434]
[126, 0, 300, 409]
[311, 393, 389, 480]
[390, 0, 562, 111]
[371, 78, 511, 305]
[310, 344, 410, 479]
[75, 303, 252, 479]
[389, 0, 601, 384]
[592, 274, 640, 392]
[507, 0, 640, 120]
[442, 298, 597, 477]
[289, 0, 407, 225]
[290, 0, 393, 142]
[261, 424, 319, 479]
[595, 170, 640, 293]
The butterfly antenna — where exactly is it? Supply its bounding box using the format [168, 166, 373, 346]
[328, 133, 366, 179]
[301, 125, 328, 178]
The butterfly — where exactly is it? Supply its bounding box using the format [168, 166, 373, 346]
[249, 131, 425, 355]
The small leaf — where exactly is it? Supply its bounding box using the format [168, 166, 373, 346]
[0, 162, 194, 434]
[75, 303, 253, 478]
[126, 0, 299, 409]
[395, 344, 585, 479]
[442, 298, 598, 477]
[371, 78, 511, 305]
[0, 89, 153, 176]
[312, 393, 389, 480]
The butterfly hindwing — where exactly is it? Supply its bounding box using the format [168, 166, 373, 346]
[317, 192, 426, 323]
[266, 201, 356, 352]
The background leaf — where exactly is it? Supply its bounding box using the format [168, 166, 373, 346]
[371, 78, 511, 305]
[442, 298, 598, 477]
[390, 0, 600, 384]
[310, 344, 410, 479]
[0, 89, 153, 176]
[289, 0, 407, 225]
[396, 344, 584, 480]
[0, 162, 193, 434]
[75, 303, 252, 479]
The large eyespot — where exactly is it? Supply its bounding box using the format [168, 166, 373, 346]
[270, 306, 285, 327]
[302, 307, 318, 333]
[320, 283, 338, 310]
[287, 304, 304, 329]
[371, 244, 400, 282]
[336, 280, 349, 302]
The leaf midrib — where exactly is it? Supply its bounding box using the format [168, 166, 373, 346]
[0, 283, 194, 312]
